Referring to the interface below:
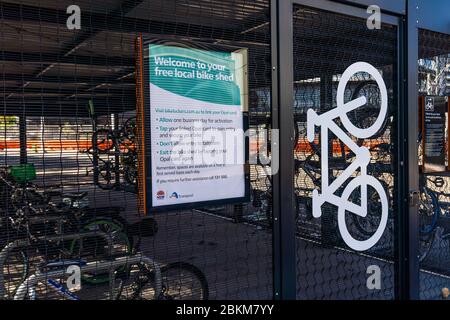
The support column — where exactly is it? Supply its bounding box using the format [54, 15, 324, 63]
[273, 0, 297, 300]
[19, 115, 27, 165]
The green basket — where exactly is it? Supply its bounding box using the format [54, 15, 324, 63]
[8, 164, 37, 184]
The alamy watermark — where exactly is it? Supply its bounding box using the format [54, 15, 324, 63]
[366, 265, 381, 290]
[366, 5, 381, 30]
[66, 265, 81, 291]
[66, 5, 81, 30]
[159, 125, 279, 175]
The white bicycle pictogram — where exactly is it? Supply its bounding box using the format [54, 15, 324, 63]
[306, 62, 389, 251]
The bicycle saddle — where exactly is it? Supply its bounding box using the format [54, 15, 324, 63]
[62, 192, 88, 200]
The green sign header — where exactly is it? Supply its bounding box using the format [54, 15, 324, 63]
[149, 44, 241, 106]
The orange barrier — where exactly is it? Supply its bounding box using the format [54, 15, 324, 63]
[251, 138, 388, 155]
[2, 139, 388, 155]
[0, 140, 91, 151]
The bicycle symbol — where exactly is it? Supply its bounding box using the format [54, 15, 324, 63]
[306, 62, 389, 251]
[425, 98, 434, 111]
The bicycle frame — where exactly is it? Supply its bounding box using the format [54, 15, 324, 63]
[45, 278, 81, 300]
[0, 231, 113, 298]
[307, 98, 371, 218]
[13, 255, 162, 300]
[305, 62, 389, 252]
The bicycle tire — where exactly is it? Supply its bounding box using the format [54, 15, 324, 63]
[419, 187, 440, 235]
[337, 175, 389, 251]
[417, 187, 440, 262]
[349, 80, 391, 142]
[121, 117, 137, 143]
[158, 262, 209, 300]
[251, 186, 273, 227]
[96, 160, 116, 190]
[122, 153, 137, 186]
[119, 262, 209, 300]
[92, 129, 115, 154]
[2, 248, 29, 299]
[418, 230, 435, 263]
[350, 180, 389, 237]
[68, 218, 132, 285]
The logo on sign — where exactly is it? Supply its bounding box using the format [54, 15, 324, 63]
[156, 190, 165, 200]
[170, 192, 179, 199]
[425, 98, 434, 111]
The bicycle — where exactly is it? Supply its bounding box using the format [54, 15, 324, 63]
[306, 62, 389, 251]
[11, 218, 209, 300]
[84, 117, 138, 191]
[417, 176, 450, 263]
[415, 127, 450, 262]
[101, 216, 209, 300]
[13, 254, 209, 300]
[0, 165, 209, 300]
[0, 169, 132, 298]
[92, 117, 136, 155]
[298, 141, 395, 238]
[12, 254, 158, 300]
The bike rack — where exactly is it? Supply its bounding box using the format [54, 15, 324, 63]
[13, 254, 161, 300]
[0, 231, 113, 298]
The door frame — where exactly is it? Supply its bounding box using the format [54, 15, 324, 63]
[271, 0, 419, 300]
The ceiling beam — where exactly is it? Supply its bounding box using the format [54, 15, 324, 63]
[4, 0, 145, 97]
[0, 2, 265, 43]
[53, 0, 146, 60]
[1, 96, 136, 105]
[0, 102, 136, 117]
[1, 87, 135, 95]
[0, 51, 134, 67]
[0, 73, 134, 85]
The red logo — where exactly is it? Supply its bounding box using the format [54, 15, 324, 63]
[156, 190, 165, 200]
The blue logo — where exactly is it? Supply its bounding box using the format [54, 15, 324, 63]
[170, 192, 179, 199]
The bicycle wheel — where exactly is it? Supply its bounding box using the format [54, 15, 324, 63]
[159, 262, 208, 300]
[122, 117, 136, 139]
[122, 153, 137, 186]
[347, 80, 391, 141]
[296, 196, 313, 222]
[419, 187, 439, 235]
[337, 175, 388, 251]
[250, 185, 272, 226]
[350, 181, 389, 237]
[2, 248, 28, 299]
[92, 129, 115, 154]
[338, 62, 388, 139]
[118, 117, 137, 153]
[96, 160, 116, 190]
[419, 230, 435, 263]
[69, 219, 132, 285]
[418, 188, 440, 262]
[119, 262, 209, 300]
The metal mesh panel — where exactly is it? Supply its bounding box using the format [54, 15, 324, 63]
[0, 0, 272, 300]
[418, 29, 450, 300]
[293, 5, 398, 299]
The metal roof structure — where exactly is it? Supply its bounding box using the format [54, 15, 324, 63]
[2, 0, 447, 117]
[0, 0, 271, 116]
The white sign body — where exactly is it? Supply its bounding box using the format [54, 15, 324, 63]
[149, 44, 247, 207]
